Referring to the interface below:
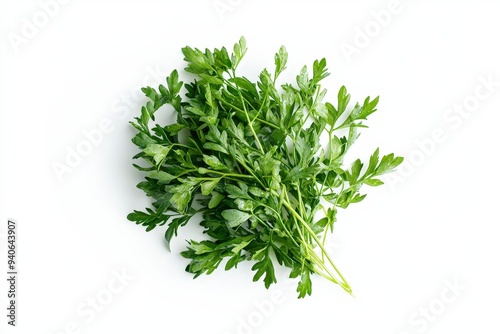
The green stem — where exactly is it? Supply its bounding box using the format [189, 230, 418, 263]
[241, 98, 265, 154]
[282, 190, 340, 286]
[279, 188, 351, 292]
[206, 170, 254, 179]
[218, 99, 279, 130]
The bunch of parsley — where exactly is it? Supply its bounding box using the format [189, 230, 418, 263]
[128, 37, 402, 298]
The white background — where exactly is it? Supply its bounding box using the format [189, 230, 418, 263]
[1, 1, 500, 333]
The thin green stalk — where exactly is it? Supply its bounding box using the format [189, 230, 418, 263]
[280, 190, 351, 292]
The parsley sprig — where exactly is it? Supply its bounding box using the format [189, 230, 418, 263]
[127, 37, 402, 298]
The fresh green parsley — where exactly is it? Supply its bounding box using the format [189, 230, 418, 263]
[127, 37, 403, 298]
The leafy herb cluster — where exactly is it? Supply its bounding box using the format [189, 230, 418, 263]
[128, 37, 402, 298]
